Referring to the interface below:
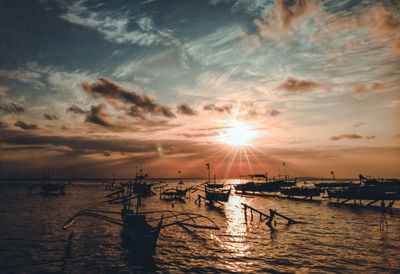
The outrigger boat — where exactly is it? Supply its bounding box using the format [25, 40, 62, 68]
[131, 168, 154, 196]
[235, 173, 296, 194]
[160, 180, 189, 201]
[204, 163, 230, 202]
[28, 179, 70, 195]
[280, 185, 322, 199]
[63, 186, 219, 256]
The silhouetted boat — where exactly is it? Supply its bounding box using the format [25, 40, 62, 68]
[63, 186, 219, 256]
[280, 186, 322, 198]
[204, 163, 230, 202]
[28, 180, 70, 195]
[235, 174, 296, 193]
[327, 175, 400, 201]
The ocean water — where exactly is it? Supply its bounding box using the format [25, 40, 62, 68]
[0, 180, 400, 273]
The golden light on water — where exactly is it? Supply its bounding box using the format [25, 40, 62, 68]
[217, 119, 258, 147]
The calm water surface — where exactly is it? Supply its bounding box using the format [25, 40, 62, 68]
[0, 180, 400, 273]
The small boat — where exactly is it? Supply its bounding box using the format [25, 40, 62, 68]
[204, 163, 230, 202]
[28, 179, 70, 195]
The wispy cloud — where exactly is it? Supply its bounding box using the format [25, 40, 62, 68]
[330, 134, 376, 141]
[58, 1, 180, 46]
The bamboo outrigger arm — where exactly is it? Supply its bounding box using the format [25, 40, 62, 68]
[62, 210, 124, 229]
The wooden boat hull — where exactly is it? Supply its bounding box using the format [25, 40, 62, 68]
[205, 187, 230, 202]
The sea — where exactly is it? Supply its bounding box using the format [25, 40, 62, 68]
[0, 179, 399, 273]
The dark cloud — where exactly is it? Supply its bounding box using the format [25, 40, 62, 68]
[270, 109, 281, 116]
[14, 121, 38, 130]
[66, 105, 87, 114]
[279, 77, 322, 93]
[44, 114, 57, 120]
[0, 103, 25, 114]
[0, 121, 7, 129]
[81, 77, 175, 118]
[203, 103, 232, 113]
[177, 103, 197, 116]
[103, 151, 111, 156]
[330, 134, 377, 141]
[85, 104, 112, 127]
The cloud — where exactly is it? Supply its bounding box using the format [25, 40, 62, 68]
[203, 103, 233, 113]
[181, 132, 219, 138]
[85, 104, 112, 127]
[0, 103, 25, 114]
[354, 82, 386, 97]
[66, 105, 87, 114]
[58, 2, 179, 47]
[277, 0, 319, 30]
[330, 134, 376, 141]
[270, 109, 281, 117]
[353, 122, 365, 128]
[279, 77, 323, 93]
[81, 77, 175, 118]
[43, 114, 58, 120]
[177, 103, 197, 116]
[395, 134, 400, 139]
[254, 0, 319, 39]
[0, 121, 7, 129]
[14, 121, 38, 130]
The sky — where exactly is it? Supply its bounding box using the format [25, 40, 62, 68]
[0, 0, 399, 179]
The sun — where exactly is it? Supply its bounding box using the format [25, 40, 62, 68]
[217, 119, 257, 146]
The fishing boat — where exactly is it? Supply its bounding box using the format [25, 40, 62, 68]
[28, 179, 70, 195]
[204, 163, 230, 202]
[280, 185, 322, 199]
[131, 168, 154, 196]
[63, 187, 219, 256]
[235, 173, 296, 194]
[160, 180, 189, 201]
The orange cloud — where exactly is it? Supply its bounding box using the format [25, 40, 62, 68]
[354, 82, 386, 96]
[279, 77, 323, 93]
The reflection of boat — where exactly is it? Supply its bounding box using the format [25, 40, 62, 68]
[235, 173, 295, 193]
[204, 163, 230, 202]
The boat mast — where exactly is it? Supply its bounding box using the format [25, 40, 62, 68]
[206, 163, 210, 183]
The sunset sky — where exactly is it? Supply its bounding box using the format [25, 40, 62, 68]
[0, 0, 399, 179]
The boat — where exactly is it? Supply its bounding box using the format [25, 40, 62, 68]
[131, 168, 154, 196]
[204, 163, 230, 202]
[28, 179, 70, 195]
[235, 173, 296, 194]
[280, 185, 322, 199]
[63, 187, 220, 256]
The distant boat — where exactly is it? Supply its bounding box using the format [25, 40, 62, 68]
[132, 169, 154, 196]
[235, 173, 296, 194]
[28, 178, 70, 195]
[280, 185, 322, 199]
